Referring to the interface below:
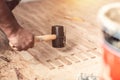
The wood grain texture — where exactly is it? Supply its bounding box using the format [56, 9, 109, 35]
[10, 0, 120, 79]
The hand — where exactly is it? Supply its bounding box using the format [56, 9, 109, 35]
[8, 27, 34, 51]
[0, 0, 34, 51]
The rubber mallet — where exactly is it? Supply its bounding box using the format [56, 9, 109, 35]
[35, 25, 66, 48]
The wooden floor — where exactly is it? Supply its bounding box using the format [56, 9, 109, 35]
[12, 0, 120, 79]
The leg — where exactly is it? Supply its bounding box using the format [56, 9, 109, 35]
[6, 0, 21, 11]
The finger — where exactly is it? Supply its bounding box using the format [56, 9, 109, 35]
[29, 40, 34, 48]
[9, 42, 18, 50]
[24, 36, 34, 49]
[28, 35, 35, 48]
[22, 42, 33, 50]
[12, 47, 18, 51]
[12, 45, 22, 51]
[9, 42, 13, 47]
[10, 42, 29, 51]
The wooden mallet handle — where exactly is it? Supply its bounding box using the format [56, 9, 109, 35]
[34, 34, 56, 42]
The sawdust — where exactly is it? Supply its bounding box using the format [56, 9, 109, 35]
[0, 50, 44, 80]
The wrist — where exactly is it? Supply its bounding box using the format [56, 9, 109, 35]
[0, 23, 22, 37]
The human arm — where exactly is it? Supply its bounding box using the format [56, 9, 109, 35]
[0, 0, 34, 51]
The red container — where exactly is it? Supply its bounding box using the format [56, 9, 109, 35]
[98, 3, 120, 80]
[101, 42, 120, 80]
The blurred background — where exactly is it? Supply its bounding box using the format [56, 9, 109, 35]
[7, 0, 120, 80]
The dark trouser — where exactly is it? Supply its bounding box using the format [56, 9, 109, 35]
[6, 0, 21, 10]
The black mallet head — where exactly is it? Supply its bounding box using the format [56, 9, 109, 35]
[52, 25, 66, 48]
